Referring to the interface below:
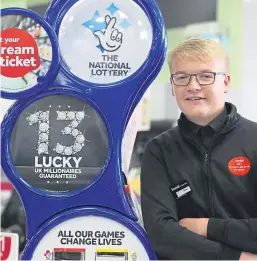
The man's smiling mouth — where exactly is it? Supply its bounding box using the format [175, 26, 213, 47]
[186, 97, 206, 101]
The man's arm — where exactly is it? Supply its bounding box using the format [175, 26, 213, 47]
[207, 218, 257, 254]
[178, 213, 257, 252]
[141, 139, 241, 260]
[179, 218, 257, 256]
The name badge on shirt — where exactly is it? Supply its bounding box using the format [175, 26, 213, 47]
[170, 180, 192, 199]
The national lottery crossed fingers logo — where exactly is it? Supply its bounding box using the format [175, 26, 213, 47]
[82, 3, 131, 53]
[80, 2, 132, 80]
[94, 15, 123, 52]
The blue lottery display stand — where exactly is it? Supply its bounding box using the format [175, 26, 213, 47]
[1, 0, 167, 260]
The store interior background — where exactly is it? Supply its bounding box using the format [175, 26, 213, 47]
[1, 0, 257, 253]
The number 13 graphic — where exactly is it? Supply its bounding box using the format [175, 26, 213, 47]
[27, 110, 86, 156]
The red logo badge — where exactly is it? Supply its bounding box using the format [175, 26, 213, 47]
[0, 236, 11, 260]
[0, 28, 40, 78]
[228, 156, 251, 176]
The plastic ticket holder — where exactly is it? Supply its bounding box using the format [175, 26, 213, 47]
[1, 0, 167, 260]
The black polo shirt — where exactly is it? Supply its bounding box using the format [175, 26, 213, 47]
[183, 106, 228, 149]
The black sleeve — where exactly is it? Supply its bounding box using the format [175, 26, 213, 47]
[141, 139, 241, 260]
[208, 218, 257, 254]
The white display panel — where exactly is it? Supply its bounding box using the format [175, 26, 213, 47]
[32, 215, 149, 260]
[58, 0, 153, 84]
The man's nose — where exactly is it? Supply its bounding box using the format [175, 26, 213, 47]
[187, 76, 202, 91]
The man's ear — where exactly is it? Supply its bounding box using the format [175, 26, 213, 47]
[224, 75, 230, 94]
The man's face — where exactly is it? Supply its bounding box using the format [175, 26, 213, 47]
[171, 57, 230, 125]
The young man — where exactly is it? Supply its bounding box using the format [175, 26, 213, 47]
[141, 38, 257, 260]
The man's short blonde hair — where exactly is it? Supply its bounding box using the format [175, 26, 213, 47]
[167, 38, 229, 72]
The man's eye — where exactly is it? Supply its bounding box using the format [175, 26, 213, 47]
[199, 73, 214, 79]
[177, 75, 188, 80]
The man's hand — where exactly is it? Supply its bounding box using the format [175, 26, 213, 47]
[179, 218, 209, 237]
[240, 252, 257, 260]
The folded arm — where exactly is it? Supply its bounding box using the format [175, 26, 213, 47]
[179, 217, 257, 253]
[208, 218, 257, 254]
[141, 139, 241, 260]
